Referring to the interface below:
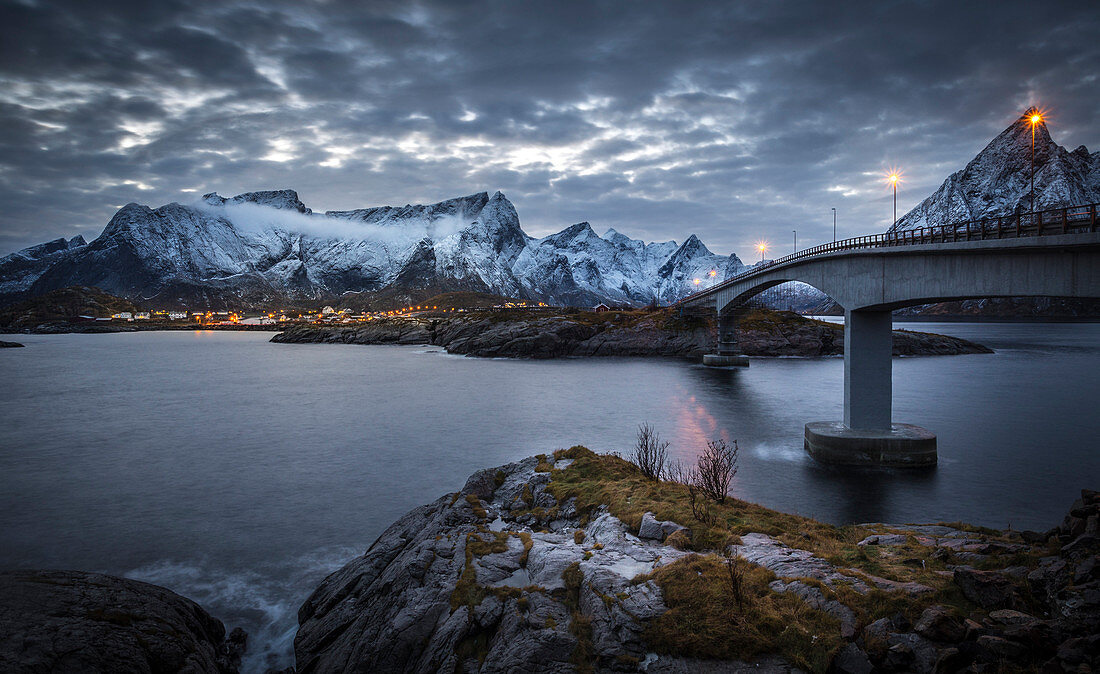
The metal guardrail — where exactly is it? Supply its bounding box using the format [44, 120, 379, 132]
[677, 202, 1099, 305]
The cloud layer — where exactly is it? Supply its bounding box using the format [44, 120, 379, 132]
[1, 0, 1097, 258]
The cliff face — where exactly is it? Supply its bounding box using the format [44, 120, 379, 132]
[269, 309, 992, 358]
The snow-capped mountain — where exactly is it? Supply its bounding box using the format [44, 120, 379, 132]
[891, 108, 1100, 232]
[0, 190, 743, 309]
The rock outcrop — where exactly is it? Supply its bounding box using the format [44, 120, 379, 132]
[0, 570, 245, 673]
[294, 454, 798, 673]
[296, 452, 1098, 673]
[271, 309, 991, 359]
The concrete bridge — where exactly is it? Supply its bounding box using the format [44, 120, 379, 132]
[676, 203, 1100, 466]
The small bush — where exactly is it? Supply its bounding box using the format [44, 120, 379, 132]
[694, 438, 738, 503]
[632, 422, 669, 480]
[574, 530, 586, 544]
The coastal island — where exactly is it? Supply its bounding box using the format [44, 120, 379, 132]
[270, 308, 992, 359]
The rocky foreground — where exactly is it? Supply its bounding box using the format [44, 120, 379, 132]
[271, 309, 991, 359]
[0, 570, 246, 672]
[295, 448, 1098, 673]
[2, 451, 1093, 673]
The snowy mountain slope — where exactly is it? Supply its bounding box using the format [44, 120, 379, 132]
[0, 235, 86, 299]
[892, 109, 1100, 232]
[0, 190, 737, 308]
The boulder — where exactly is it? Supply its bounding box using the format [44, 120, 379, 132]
[0, 570, 241, 673]
[914, 605, 966, 643]
[830, 643, 873, 674]
[638, 511, 689, 542]
[953, 568, 1021, 610]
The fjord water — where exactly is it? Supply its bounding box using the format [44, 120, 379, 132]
[2, 324, 1098, 671]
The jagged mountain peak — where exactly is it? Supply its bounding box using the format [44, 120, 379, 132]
[892, 108, 1100, 232]
[202, 189, 311, 214]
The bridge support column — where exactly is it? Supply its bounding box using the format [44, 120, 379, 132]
[805, 309, 937, 467]
[844, 309, 892, 430]
[703, 312, 748, 367]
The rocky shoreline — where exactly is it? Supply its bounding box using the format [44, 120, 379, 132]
[0, 450, 1095, 673]
[270, 309, 992, 359]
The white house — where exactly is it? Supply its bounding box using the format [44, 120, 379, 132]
[112, 312, 133, 320]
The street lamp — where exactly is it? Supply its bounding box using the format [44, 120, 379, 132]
[708, 269, 717, 287]
[1028, 109, 1044, 215]
[756, 241, 768, 263]
[831, 207, 836, 242]
[792, 230, 797, 253]
[886, 171, 901, 227]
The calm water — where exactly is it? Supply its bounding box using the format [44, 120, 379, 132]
[1, 324, 1098, 670]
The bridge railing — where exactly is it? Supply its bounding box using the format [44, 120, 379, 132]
[678, 202, 1098, 304]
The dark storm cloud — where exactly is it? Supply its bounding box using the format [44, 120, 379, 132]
[1, 0, 1097, 256]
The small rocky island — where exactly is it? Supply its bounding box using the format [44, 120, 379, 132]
[271, 308, 991, 359]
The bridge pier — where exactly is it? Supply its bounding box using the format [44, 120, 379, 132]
[804, 309, 937, 467]
[703, 312, 749, 367]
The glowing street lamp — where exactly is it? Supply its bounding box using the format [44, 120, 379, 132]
[707, 269, 717, 287]
[692, 278, 702, 287]
[885, 171, 902, 227]
[1028, 109, 1045, 214]
[756, 241, 768, 263]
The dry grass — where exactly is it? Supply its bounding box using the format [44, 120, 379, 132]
[637, 554, 842, 672]
[543, 445, 1048, 657]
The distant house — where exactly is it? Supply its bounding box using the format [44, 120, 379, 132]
[168, 312, 187, 320]
[321, 306, 336, 316]
[134, 312, 151, 320]
[593, 303, 610, 313]
[112, 312, 132, 320]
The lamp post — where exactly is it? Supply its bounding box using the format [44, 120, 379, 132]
[1028, 110, 1043, 215]
[792, 230, 797, 253]
[888, 173, 900, 227]
[757, 241, 768, 263]
[708, 268, 717, 287]
[831, 208, 836, 242]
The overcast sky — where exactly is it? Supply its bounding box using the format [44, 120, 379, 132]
[1, 0, 1097, 258]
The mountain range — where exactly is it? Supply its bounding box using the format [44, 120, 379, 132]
[0, 190, 741, 309]
[2, 109, 1097, 313]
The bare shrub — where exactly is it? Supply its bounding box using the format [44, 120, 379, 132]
[723, 551, 747, 613]
[694, 438, 738, 503]
[665, 458, 691, 485]
[631, 422, 669, 481]
[687, 479, 717, 526]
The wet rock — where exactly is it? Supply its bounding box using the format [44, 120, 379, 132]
[0, 570, 241, 673]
